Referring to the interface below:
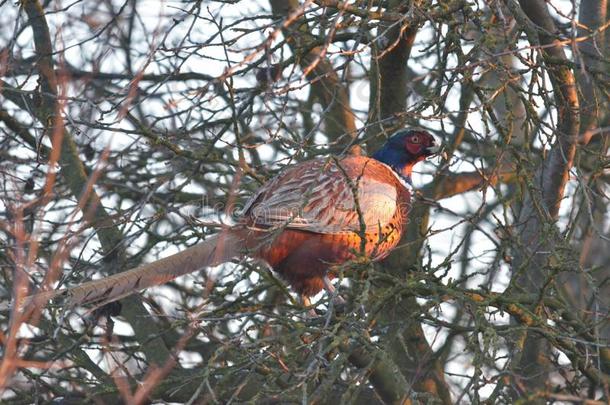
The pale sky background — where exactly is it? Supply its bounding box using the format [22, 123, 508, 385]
[2, 0, 584, 400]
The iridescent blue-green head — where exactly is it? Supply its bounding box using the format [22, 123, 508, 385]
[373, 129, 441, 183]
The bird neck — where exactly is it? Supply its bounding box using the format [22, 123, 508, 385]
[372, 147, 416, 185]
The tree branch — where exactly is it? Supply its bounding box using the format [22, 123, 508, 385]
[505, 0, 581, 396]
[269, 0, 357, 144]
[20, 0, 172, 367]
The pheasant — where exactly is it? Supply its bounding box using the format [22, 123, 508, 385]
[26, 129, 440, 312]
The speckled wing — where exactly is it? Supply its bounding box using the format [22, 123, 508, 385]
[240, 156, 407, 234]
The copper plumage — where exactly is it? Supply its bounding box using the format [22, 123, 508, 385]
[25, 129, 439, 311]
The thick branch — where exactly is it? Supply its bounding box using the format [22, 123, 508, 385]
[514, 0, 580, 218]
[269, 0, 357, 143]
[368, 0, 420, 143]
[505, 0, 581, 396]
[344, 342, 414, 405]
[423, 168, 515, 200]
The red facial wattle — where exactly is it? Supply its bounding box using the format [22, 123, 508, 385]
[405, 140, 423, 157]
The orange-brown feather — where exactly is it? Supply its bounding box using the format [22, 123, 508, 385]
[240, 155, 411, 296]
[23, 131, 434, 311]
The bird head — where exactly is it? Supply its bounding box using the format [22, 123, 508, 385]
[372, 129, 442, 184]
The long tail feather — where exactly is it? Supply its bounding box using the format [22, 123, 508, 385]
[25, 230, 244, 311]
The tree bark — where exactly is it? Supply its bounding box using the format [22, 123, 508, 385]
[269, 0, 357, 146]
[507, 0, 581, 397]
[20, 0, 172, 367]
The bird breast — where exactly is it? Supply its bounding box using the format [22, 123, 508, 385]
[240, 156, 411, 239]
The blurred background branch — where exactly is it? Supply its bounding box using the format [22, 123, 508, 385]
[0, 0, 608, 403]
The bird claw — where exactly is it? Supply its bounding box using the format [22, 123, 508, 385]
[300, 277, 352, 318]
[323, 276, 347, 312]
[300, 295, 319, 318]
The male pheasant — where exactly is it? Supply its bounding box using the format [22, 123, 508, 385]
[26, 129, 439, 311]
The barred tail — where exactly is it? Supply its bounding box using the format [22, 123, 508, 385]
[25, 230, 244, 311]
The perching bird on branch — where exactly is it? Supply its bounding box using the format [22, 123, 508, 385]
[26, 129, 440, 312]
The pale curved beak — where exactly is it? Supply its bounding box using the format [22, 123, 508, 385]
[426, 135, 447, 159]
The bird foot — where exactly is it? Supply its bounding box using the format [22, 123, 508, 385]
[300, 295, 319, 318]
[323, 276, 347, 314]
[300, 296, 345, 318]
[301, 276, 350, 318]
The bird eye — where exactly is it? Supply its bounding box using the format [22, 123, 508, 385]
[410, 135, 420, 143]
